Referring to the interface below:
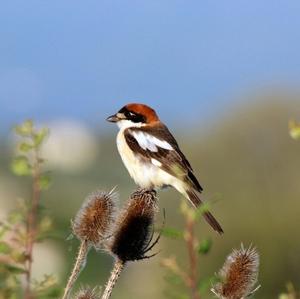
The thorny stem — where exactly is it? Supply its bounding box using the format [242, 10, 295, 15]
[62, 239, 90, 299]
[101, 259, 125, 299]
[185, 217, 201, 299]
[24, 147, 41, 299]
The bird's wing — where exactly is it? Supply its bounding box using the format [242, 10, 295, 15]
[124, 126, 203, 192]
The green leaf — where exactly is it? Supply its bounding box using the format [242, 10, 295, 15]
[0, 225, 9, 238]
[198, 276, 220, 294]
[39, 216, 52, 232]
[3, 264, 27, 274]
[290, 127, 300, 140]
[33, 274, 61, 298]
[11, 251, 27, 263]
[289, 120, 300, 140]
[11, 156, 31, 176]
[38, 173, 51, 190]
[14, 120, 33, 136]
[195, 202, 211, 219]
[198, 238, 212, 255]
[164, 273, 184, 286]
[0, 241, 11, 254]
[33, 128, 49, 147]
[8, 210, 25, 224]
[160, 227, 183, 239]
[19, 142, 33, 152]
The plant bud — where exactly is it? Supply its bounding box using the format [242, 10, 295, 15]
[73, 190, 117, 247]
[211, 245, 260, 299]
[108, 189, 158, 262]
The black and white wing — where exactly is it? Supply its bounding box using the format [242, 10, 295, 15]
[124, 125, 203, 192]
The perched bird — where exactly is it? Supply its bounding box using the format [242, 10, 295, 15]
[106, 103, 223, 234]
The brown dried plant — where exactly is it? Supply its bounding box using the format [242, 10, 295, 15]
[211, 244, 260, 299]
[102, 188, 159, 299]
[62, 190, 117, 299]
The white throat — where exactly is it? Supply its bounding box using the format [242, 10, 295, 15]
[117, 120, 145, 131]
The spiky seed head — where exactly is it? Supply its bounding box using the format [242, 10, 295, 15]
[211, 244, 260, 299]
[73, 189, 117, 247]
[108, 188, 158, 262]
[73, 287, 99, 299]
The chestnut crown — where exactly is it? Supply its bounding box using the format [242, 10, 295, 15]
[107, 103, 159, 124]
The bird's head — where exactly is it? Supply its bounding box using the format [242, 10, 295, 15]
[106, 103, 159, 129]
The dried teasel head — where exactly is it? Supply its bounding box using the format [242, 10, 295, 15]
[73, 286, 100, 299]
[211, 244, 260, 299]
[72, 189, 117, 247]
[108, 188, 159, 263]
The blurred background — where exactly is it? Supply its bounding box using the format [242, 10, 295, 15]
[0, 1, 300, 298]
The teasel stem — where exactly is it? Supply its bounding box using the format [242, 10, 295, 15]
[185, 217, 201, 299]
[62, 239, 90, 299]
[101, 259, 125, 299]
[63, 189, 116, 299]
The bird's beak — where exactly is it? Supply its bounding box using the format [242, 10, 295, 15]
[106, 114, 119, 123]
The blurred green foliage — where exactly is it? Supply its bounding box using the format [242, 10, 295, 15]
[0, 120, 61, 299]
[279, 283, 300, 299]
[289, 120, 300, 140]
[0, 96, 300, 298]
[161, 201, 217, 299]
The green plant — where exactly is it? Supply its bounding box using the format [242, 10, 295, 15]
[278, 124, 300, 298]
[0, 120, 60, 299]
[161, 201, 261, 299]
[279, 283, 300, 299]
[289, 120, 300, 140]
[160, 201, 217, 299]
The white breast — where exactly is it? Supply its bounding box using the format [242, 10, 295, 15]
[116, 130, 142, 184]
[116, 130, 185, 193]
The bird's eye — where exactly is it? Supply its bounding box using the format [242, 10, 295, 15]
[126, 111, 135, 118]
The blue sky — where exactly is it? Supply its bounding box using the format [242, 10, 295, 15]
[0, 1, 300, 131]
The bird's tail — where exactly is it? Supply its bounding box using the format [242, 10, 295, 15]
[186, 189, 223, 234]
